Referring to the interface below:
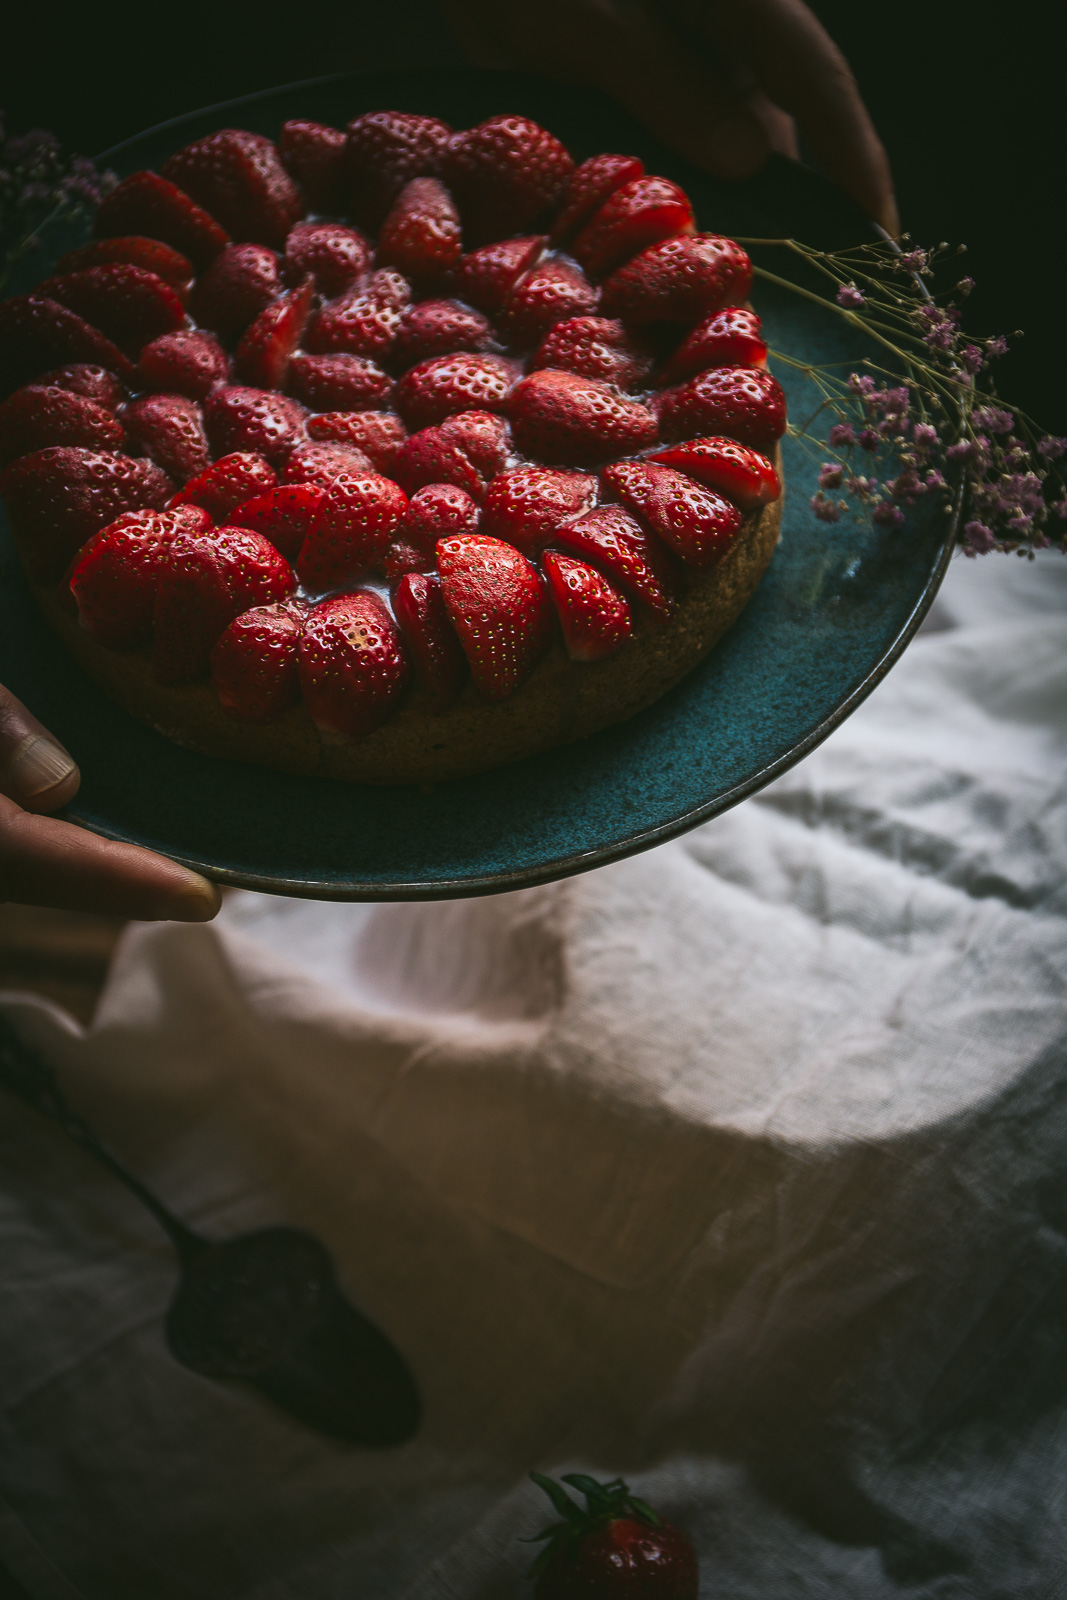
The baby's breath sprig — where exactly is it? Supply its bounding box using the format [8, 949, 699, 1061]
[736, 234, 1066, 557]
[0, 114, 116, 290]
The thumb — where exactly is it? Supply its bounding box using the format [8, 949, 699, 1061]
[0, 685, 80, 815]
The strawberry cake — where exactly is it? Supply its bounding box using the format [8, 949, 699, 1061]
[0, 112, 786, 783]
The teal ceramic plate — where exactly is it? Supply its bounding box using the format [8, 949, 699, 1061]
[0, 71, 956, 901]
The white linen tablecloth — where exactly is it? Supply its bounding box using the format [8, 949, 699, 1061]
[1, 550, 1065, 1599]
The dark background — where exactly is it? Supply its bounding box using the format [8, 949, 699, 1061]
[2, 0, 1064, 434]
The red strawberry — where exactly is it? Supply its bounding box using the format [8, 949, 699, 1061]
[136, 328, 230, 400]
[395, 352, 517, 430]
[210, 599, 307, 721]
[0, 383, 125, 467]
[283, 440, 374, 486]
[507, 370, 657, 466]
[660, 306, 767, 385]
[123, 392, 210, 482]
[38, 363, 125, 409]
[392, 571, 467, 710]
[654, 365, 787, 452]
[528, 1473, 698, 1599]
[481, 466, 596, 555]
[68, 504, 211, 646]
[228, 482, 325, 560]
[298, 591, 410, 734]
[572, 176, 694, 279]
[301, 410, 406, 473]
[445, 116, 573, 244]
[288, 352, 393, 412]
[0, 295, 135, 394]
[1, 445, 172, 582]
[499, 259, 599, 346]
[600, 233, 752, 326]
[154, 523, 296, 684]
[234, 279, 314, 389]
[36, 265, 185, 358]
[392, 482, 480, 564]
[295, 471, 408, 589]
[189, 243, 282, 343]
[304, 267, 412, 360]
[346, 111, 453, 228]
[279, 120, 347, 211]
[453, 235, 545, 313]
[284, 220, 370, 297]
[531, 316, 651, 389]
[647, 436, 780, 512]
[439, 410, 509, 478]
[169, 451, 277, 520]
[203, 385, 307, 465]
[549, 153, 645, 244]
[93, 170, 229, 270]
[393, 298, 492, 368]
[543, 551, 632, 660]
[437, 532, 550, 700]
[392, 425, 486, 499]
[553, 503, 677, 620]
[603, 460, 742, 567]
[56, 236, 194, 293]
[162, 130, 303, 249]
[377, 177, 462, 287]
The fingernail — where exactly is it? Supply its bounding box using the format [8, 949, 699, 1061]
[706, 116, 769, 180]
[151, 873, 222, 923]
[6, 733, 78, 801]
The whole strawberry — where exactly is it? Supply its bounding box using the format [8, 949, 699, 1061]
[526, 1473, 698, 1599]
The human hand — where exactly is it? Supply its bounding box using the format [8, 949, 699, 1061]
[441, 0, 898, 235]
[0, 685, 220, 920]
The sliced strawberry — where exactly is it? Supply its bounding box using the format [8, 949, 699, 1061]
[0, 295, 135, 394]
[286, 354, 389, 413]
[453, 235, 545, 313]
[154, 523, 296, 684]
[56, 237, 194, 293]
[543, 550, 632, 660]
[498, 258, 598, 346]
[1, 445, 172, 582]
[552, 503, 677, 620]
[298, 591, 409, 735]
[295, 471, 408, 590]
[69, 504, 211, 646]
[0, 383, 125, 467]
[393, 299, 491, 369]
[210, 600, 307, 720]
[38, 363, 125, 409]
[392, 571, 467, 709]
[395, 352, 517, 430]
[228, 482, 325, 560]
[169, 451, 277, 520]
[654, 365, 787, 452]
[93, 170, 229, 271]
[203, 385, 307, 465]
[573, 176, 694, 280]
[162, 130, 303, 249]
[603, 460, 742, 567]
[395, 482, 480, 561]
[437, 532, 550, 700]
[284, 221, 370, 297]
[301, 410, 406, 473]
[660, 307, 767, 385]
[124, 392, 210, 482]
[439, 410, 509, 478]
[646, 436, 780, 512]
[445, 116, 574, 244]
[530, 316, 650, 390]
[480, 466, 596, 555]
[36, 265, 185, 358]
[279, 120, 347, 211]
[345, 111, 453, 228]
[506, 370, 657, 466]
[392, 425, 485, 499]
[234, 279, 314, 389]
[304, 267, 412, 360]
[137, 329, 231, 400]
[377, 177, 462, 287]
[600, 233, 752, 325]
[549, 153, 645, 244]
[189, 243, 282, 343]
[283, 440, 374, 486]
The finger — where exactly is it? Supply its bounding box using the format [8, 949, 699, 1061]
[0, 683, 80, 814]
[0, 794, 221, 921]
